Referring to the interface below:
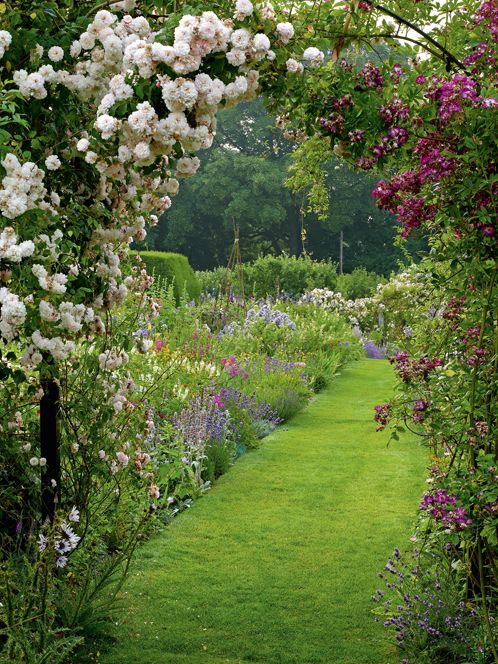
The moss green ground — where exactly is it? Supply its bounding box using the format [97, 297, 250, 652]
[98, 360, 426, 664]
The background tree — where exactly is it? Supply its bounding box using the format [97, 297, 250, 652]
[152, 99, 423, 272]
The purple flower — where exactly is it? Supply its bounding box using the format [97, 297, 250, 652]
[348, 129, 365, 142]
[481, 96, 498, 108]
[420, 490, 472, 530]
[244, 304, 296, 329]
[374, 403, 391, 430]
[364, 340, 385, 359]
[356, 61, 384, 89]
[54, 539, 71, 554]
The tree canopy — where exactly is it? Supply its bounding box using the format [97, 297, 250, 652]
[151, 99, 424, 272]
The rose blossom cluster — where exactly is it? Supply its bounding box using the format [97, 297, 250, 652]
[302, 46, 325, 68]
[25, 330, 76, 364]
[1, 4, 295, 365]
[0, 287, 27, 341]
[98, 349, 129, 371]
[0, 227, 35, 264]
[390, 351, 443, 382]
[371, 135, 458, 237]
[0, 30, 12, 60]
[0, 153, 55, 220]
[108, 373, 136, 413]
[423, 72, 497, 123]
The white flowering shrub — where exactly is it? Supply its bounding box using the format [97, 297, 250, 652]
[301, 288, 374, 328]
[0, 0, 334, 658]
[0, 1, 305, 658]
[0, 3, 299, 367]
[371, 267, 431, 344]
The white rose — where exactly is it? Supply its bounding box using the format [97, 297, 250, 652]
[47, 46, 64, 62]
[45, 154, 61, 170]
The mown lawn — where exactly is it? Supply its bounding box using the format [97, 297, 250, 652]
[96, 359, 426, 664]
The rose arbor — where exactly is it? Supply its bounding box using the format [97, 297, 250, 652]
[0, 0, 299, 518]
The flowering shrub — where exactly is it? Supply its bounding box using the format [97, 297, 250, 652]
[0, 0, 300, 508]
[373, 547, 493, 663]
[301, 288, 373, 327]
[171, 389, 236, 485]
[1, 5, 301, 652]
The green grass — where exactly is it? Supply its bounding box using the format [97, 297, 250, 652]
[97, 360, 426, 664]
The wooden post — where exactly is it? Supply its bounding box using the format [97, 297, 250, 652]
[40, 377, 60, 522]
[339, 230, 344, 275]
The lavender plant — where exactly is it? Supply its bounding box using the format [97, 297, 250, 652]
[171, 389, 237, 485]
[374, 547, 494, 663]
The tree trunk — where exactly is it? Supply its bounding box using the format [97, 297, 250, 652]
[40, 378, 60, 522]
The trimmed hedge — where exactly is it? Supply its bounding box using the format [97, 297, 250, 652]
[132, 251, 201, 303]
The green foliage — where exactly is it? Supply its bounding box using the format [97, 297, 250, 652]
[155, 148, 296, 265]
[197, 254, 338, 298]
[335, 268, 383, 299]
[285, 134, 332, 220]
[132, 251, 201, 303]
[0, 554, 83, 664]
[246, 255, 337, 298]
[203, 439, 236, 483]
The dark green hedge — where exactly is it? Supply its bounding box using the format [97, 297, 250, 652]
[131, 251, 201, 303]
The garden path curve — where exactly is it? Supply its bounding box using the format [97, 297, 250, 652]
[98, 359, 426, 664]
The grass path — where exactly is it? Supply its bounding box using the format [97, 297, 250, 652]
[98, 360, 426, 664]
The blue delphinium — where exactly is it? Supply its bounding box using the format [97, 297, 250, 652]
[245, 304, 296, 329]
[364, 340, 386, 359]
